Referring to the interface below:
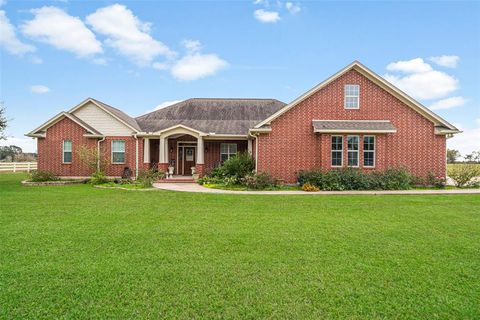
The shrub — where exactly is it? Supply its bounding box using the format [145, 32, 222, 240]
[242, 172, 277, 190]
[424, 171, 446, 189]
[29, 170, 59, 182]
[297, 167, 414, 191]
[448, 164, 480, 187]
[219, 152, 255, 179]
[90, 171, 110, 185]
[302, 183, 319, 192]
[137, 168, 165, 188]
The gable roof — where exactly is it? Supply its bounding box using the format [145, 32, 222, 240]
[255, 61, 460, 133]
[26, 112, 103, 138]
[135, 98, 286, 135]
[69, 98, 141, 132]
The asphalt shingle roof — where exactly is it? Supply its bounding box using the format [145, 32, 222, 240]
[312, 120, 396, 132]
[135, 98, 286, 135]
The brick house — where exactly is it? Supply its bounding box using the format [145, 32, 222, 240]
[26, 61, 460, 183]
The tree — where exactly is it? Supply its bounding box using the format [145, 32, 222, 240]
[0, 102, 7, 140]
[0, 145, 22, 161]
[464, 150, 480, 163]
[446, 149, 460, 164]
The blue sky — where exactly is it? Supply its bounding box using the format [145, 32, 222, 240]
[1, 0, 479, 154]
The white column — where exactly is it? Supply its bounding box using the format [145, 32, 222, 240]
[196, 136, 204, 164]
[164, 138, 169, 164]
[247, 139, 253, 154]
[159, 136, 166, 163]
[143, 138, 150, 163]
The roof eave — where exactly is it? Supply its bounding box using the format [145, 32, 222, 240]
[313, 129, 397, 134]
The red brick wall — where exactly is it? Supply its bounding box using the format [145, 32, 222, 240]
[37, 117, 97, 176]
[257, 69, 447, 183]
[37, 117, 145, 177]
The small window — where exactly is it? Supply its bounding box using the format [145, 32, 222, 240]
[220, 143, 237, 163]
[344, 84, 360, 109]
[363, 136, 375, 167]
[112, 140, 125, 164]
[331, 136, 343, 167]
[347, 135, 359, 167]
[63, 140, 72, 163]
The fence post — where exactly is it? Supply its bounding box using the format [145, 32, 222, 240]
[13, 162, 16, 172]
[27, 162, 31, 172]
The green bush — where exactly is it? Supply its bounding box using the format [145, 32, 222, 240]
[447, 164, 480, 187]
[90, 171, 110, 185]
[137, 168, 165, 188]
[29, 170, 59, 182]
[242, 172, 277, 190]
[219, 152, 255, 179]
[297, 167, 414, 191]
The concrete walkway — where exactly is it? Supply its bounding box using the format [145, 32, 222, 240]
[152, 183, 480, 195]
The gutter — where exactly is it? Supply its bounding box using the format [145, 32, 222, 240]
[133, 133, 139, 179]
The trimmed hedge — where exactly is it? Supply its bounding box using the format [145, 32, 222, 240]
[297, 168, 414, 191]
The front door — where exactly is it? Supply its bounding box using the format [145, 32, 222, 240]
[182, 147, 196, 175]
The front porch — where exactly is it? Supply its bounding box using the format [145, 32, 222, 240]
[142, 126, 251, 179]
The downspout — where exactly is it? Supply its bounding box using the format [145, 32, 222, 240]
[133, 134, 139, 179]
[255, 134, 259, 173]
[97, 137, 106, 172]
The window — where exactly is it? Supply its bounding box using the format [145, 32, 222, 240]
[220, 143, 237, 162]
[63, 140, 72, 163]
[344, 84, 360, 109]
[331, 136, 343, 167]
[112, 140, 125, 164]
[363, 136, 375, 167]
[347, 135, 359, 167]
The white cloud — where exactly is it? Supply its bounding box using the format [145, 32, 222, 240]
[86, 4, 175, 65]
[386, 58, 432, 73]
[171, 53, 228, 81]
[384, 58, 459, 100]
[0, 137, 37, 153]
[30, 85, 50, 94]
[254, 9, 280, 23]
[429, 55, 459, 68]
[285, 2, 301, 14]
[152, 62, 169, 70]
[21, 6, 102, 57]
[182, 39, 202, 53]
[0, 11, 36, 55]
[476, 118, 480, 126]
[92, 58, 107, 65]
[30, 56, 43, 64]
[448, 126, 480, 155]
[429, 96, 466, 110]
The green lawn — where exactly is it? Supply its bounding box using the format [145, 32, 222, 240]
[1, 173, 479, 319]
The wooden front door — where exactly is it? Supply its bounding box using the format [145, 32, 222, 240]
[182, 146, 196, 175]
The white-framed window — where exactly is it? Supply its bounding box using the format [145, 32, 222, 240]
[331, 136, 343, 167]
[220, 143, 237, 162]
[347, 135, 359, 167]
[363, 136, 375, 167]
[63, 140, 72, 163]
[112, 140, 125, 164]
[344, 84, 360, 109]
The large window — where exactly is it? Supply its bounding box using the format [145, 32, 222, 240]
[220, 143, 237, 162]
[363, 136, 375, 167]
[344, 84, 360, 109]
[331, 136, 343, 167]
[347, 136, 359, 167]
[63, 140, 72, 163]
[112, 140, 125, 164]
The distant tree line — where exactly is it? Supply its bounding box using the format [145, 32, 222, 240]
[0, 145, 37, 162]
[447, 149, 480, 164]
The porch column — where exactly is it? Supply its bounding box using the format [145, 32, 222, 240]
[248, 139, 253, 154]
[196, 136, 204, 164]
[143, 138, 150, 163]
[159, 136, 166, 163]
[164, 138, 169, 164]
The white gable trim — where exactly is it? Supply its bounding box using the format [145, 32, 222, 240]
[25, 112, 101, 138]
[255, 61, 460, 133]
[69, 98, 139, 132]
[155, 124, 207, 137]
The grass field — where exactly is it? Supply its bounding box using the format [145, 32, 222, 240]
[1, 173, 479, 319]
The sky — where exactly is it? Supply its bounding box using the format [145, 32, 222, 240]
[1, 0, 479, 155]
